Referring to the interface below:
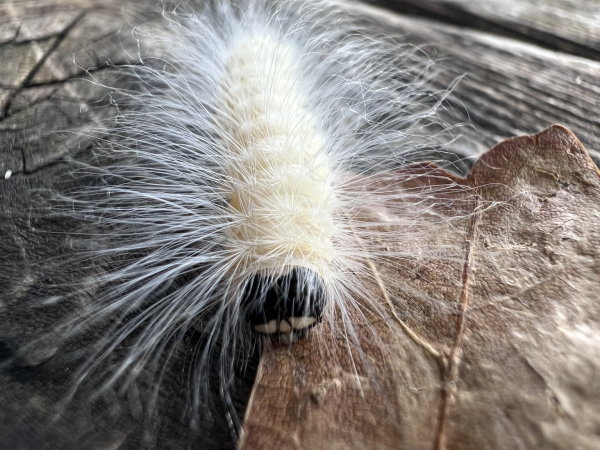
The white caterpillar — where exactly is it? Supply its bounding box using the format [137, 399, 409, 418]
[219, 32, 336, 338]
[55, 0, 468, 437]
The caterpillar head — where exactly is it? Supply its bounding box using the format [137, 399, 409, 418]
[240, 266, 327, 344]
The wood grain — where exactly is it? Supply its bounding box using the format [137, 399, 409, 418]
[370, 0, 600, 62]
[1, 1, 599, 449]
[347, 1, 600, 166]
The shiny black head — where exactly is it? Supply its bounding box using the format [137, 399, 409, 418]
[241, 266, 327, 343]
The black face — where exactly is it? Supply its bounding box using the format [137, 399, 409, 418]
[241, 266, 327, 343]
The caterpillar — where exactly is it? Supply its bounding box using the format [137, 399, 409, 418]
[47, 0, 471, 441]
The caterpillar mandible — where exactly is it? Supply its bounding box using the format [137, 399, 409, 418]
[51, 0, 469, 437]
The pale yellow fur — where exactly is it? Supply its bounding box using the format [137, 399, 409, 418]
[218, 35, 337, 279]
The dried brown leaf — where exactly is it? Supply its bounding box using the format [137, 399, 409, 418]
[239, 125, 600, 450]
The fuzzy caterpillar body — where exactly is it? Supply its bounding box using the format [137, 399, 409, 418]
[223, 34, 336, 274]
[221, 34, 336, 336]
[51, 0, 468, 437]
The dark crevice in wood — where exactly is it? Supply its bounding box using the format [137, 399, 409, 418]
[20, 146, 27, 174]
[0, 11, 87, 121]
[22, 60, 135, 89]
[0, 23, 21, 47]
[0, 33, 57, 49]
[7, 148, 71, 178]
[367, 0, 600, 63]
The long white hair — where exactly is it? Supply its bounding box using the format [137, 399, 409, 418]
[52, 0, 472, 437]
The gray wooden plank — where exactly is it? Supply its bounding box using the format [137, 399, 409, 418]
[370, 0, 600, 61]
[348, 1, 600, 165]
[0, 3, 254, 450]
[1, 1, 599, 450]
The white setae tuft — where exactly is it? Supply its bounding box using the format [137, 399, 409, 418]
[49, 0, 472, 437]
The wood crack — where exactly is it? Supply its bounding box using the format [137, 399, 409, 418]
[0, 11, 86, 121]
[368, 0, 600, 63]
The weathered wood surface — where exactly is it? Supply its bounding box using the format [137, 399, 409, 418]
[1, 1, 599, 449]
[0, 3, 256, 450]
[372, 0, 600, 62]
[353, 1, 600, 166]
